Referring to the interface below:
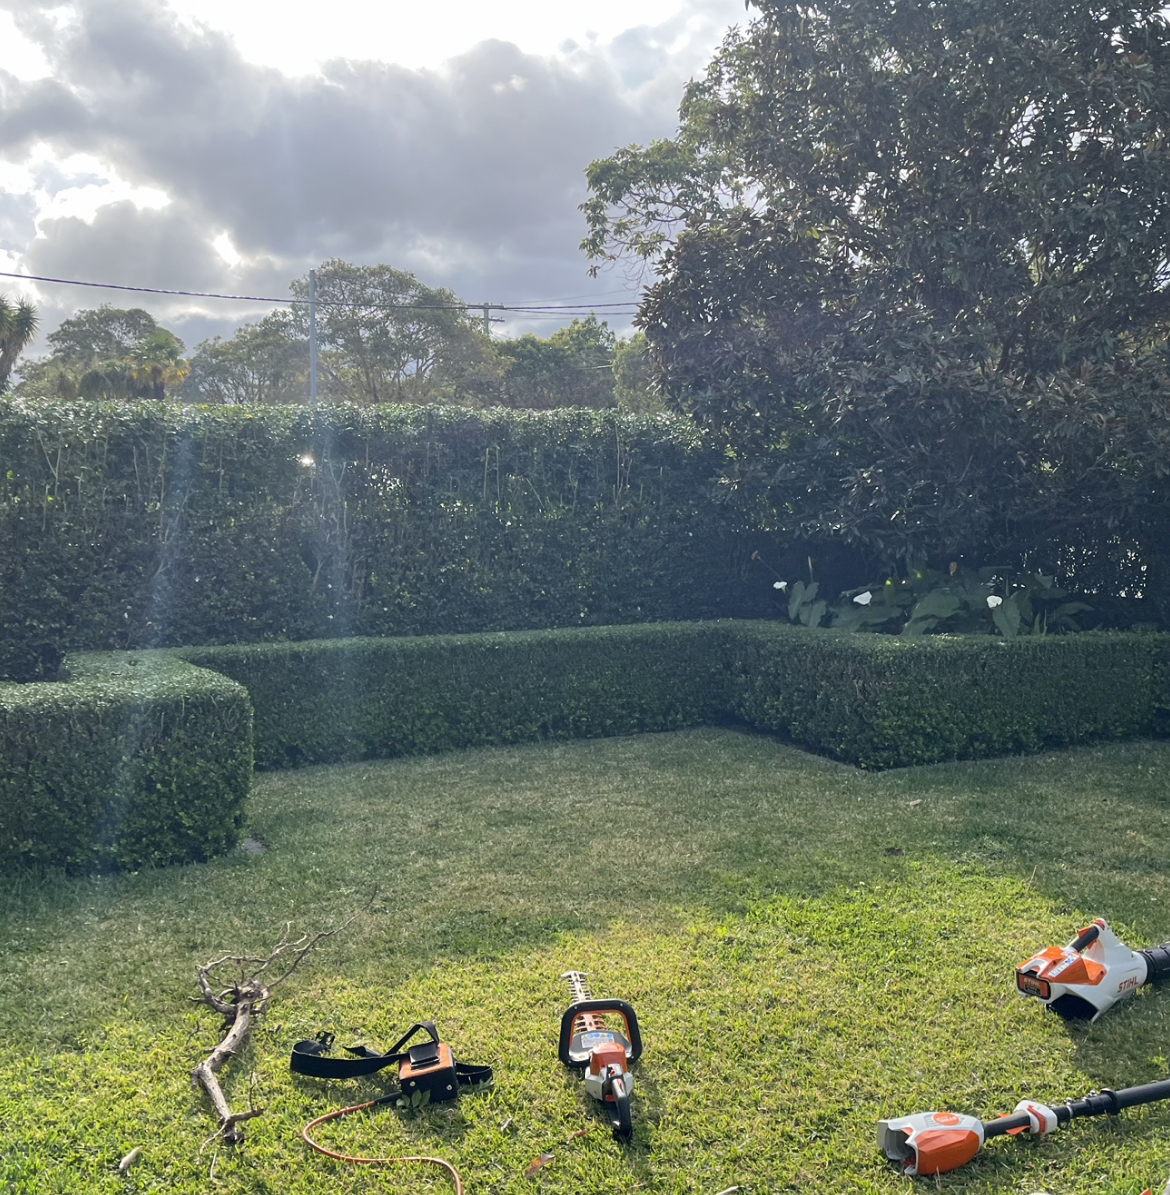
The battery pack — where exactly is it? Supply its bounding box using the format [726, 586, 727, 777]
[400, 1041, 460, 1103]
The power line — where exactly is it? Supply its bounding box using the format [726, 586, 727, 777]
[0, 271, 298, 306]
[0, 270, 640, 314]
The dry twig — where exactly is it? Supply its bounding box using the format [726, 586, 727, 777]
[190, 910, 363, 1145]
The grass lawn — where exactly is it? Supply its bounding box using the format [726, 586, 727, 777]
[3, 726, 1170, 1195]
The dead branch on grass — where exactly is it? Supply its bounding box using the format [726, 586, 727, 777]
[190, 904, 368, 1145]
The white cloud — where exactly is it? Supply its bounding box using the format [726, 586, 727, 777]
[0, 8, 52, 80]
[211, 231, 241, 267]
[35, 176, 170, 226]
[1, 0, 745, 353]
[162, 0, 731, 75]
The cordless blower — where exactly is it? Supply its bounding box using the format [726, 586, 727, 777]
[879, 1079, 1170, 1176]
[558, 971, 642, 1141]
[1016, 918, 1170, 1021]
[878, 918, 1170, 1176]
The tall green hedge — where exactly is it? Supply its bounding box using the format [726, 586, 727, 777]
[0, 653, 252, 872]
[180, 622, 736, 771]
[728, 623, 1168, 769]
[0, 401, 775, 681]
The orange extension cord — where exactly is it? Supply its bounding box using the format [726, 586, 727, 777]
[302, 1099, 464, 1194]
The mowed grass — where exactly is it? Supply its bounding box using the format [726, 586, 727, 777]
[2, 726, 1170, 1195]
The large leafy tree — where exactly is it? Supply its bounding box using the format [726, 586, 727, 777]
[289, 260, 499, 405]
[44, 306, 160, 368]
[583, 0, 1170, 597]
[0, 295, 38, 394]
[495, 316, 618, 409]
[16, 306, 189, 400]
[182, 311, 308, 405]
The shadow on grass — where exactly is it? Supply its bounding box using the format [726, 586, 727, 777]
[2, 728, 1170, 1194]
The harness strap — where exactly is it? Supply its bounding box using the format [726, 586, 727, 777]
[290, 1022, 492, 1089]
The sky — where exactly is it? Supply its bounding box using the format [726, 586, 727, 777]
[0, 0, 749, 362]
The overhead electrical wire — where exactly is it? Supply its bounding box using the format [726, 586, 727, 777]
[0, 270, 641, 314]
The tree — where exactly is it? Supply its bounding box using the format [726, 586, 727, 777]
[44, 306, 160, 368]
[0, 294, 38, 394]
[612, 332, 663, 413]
[582, 0, 1170, 588]
[16, 306, 189, 401]
[182, 311, 308, 405]
[289, 260, 498, 405]
[124, 329, 190, 401]
[495, 316, 618, 409]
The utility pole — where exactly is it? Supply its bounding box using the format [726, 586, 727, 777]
[309, 268, 318, 407]
[478, 302, 505, 337]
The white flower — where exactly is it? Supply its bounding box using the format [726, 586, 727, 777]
[298, 454, 316, 467]
[987, 595, 1003, 608]
[854, 591, 873, 605]
[773, 581, 788, 591]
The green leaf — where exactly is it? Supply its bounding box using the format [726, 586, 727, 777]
[800, 599, 827, 627]
[992, 602, 1021, 640]
[908, 592, 961, 623]
[789, 580, 818, 621]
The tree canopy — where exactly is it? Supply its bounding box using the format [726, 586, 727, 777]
[288, 259, 499, 405]
[15, 306, 189, 401]
[495, 315, 618, 409]
[583, 0, 1170, 603]
[13, 266, 655, 414]
[181, 311, 307, 406]
[44, 306, 161, 369]
[181, 271, 649, 410]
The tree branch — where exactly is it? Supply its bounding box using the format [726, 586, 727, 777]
[189, 898, 374, 1146]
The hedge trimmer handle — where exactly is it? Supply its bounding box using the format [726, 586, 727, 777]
[558, 998, 643, 1068]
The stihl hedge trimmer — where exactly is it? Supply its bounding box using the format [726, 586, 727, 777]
[879, 1079, 1170, 1175]
[559, 970, 642, 1141]
[1016, 918, 1170, 1021]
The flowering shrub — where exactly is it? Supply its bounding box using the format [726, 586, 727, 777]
[763, 563, 1091, 639]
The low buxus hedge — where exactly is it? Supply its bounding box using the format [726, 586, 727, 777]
[5, 622, 1167, 872]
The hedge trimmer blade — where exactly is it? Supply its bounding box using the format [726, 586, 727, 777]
[558, 971, 642, 1142]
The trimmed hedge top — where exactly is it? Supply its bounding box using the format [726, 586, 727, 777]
[179, 621, 737, 770]
[729, 622, 1168, 768]
[0, 652, 252, 872]
[5, 620, 1168, 872]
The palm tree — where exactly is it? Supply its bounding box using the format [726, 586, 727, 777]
[0, 294, 38, 394]
[126, 329, 189, 400]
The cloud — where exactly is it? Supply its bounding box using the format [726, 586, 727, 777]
[0, 0, 743, 352]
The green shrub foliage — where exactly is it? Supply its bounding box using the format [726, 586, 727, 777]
[188, 622, 1170, 772]
[728, 624, 1168, 769]
[4, 622, 1168, 871]
[0, 653, 252, 872]
[180, 622, 736, 770]
[0, 400, 773, 681]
